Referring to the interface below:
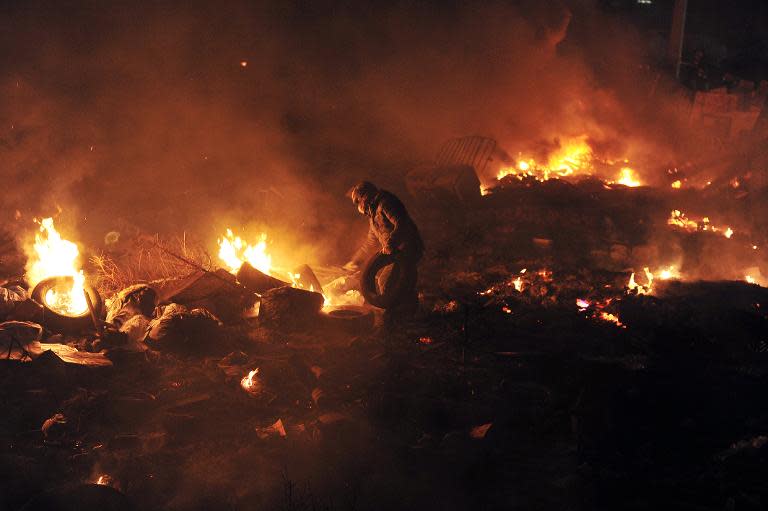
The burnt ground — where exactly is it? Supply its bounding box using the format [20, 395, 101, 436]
[3, 180, 768, 511]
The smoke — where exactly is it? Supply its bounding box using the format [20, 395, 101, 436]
[0, 0, 717, 267]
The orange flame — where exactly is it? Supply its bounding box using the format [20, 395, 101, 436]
[218, 229, 272, 274]
[668, 210, 733, 238]
[241, 368, 261, 394]
[26, 218, 88, 316]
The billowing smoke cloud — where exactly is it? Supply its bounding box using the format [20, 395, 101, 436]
[0, 0, 712, 267]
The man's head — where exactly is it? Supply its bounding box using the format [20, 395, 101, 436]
[348, 181, 378, 215]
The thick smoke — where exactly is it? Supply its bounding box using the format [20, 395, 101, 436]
[0, 0, 711, 266]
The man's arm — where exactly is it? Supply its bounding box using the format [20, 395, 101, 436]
[346, 226, 378, 269]
[380, 196, 407, 254]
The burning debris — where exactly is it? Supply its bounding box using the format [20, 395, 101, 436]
[4, 1, 768, 509]
[26, 218, 88, 317]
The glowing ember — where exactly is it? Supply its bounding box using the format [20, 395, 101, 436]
[218, 229, 272, 274]
[26, 218, 88, 316]
[419, 336, 434, 344]
[576, 298, 590, 310]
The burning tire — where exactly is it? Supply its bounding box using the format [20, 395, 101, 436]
[31, 276, 104, 334]
[320, 305, 374, 332]
[361, 252, 407, 309]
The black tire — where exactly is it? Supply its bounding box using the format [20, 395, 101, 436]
[31, 276, 104, 334]
[361, 252, 408, 309]
[320, 305, 375, 332]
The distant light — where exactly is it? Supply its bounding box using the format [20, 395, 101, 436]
[240, 60, 248, 68]
[637, 0, 652, 4]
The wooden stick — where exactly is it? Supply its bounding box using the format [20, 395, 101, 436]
[84, 289, 102, 337]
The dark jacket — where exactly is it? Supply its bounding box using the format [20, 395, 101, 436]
[352, 190, 423, 265]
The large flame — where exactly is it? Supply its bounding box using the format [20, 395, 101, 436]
[218, 229, 272, 274]
[218, 228, 346, 306]
[495, 137, 642, 187]
[497, 136, 594, 182]
[26, 218, 88, 316]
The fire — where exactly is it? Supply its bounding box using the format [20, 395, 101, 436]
[95, 475, 114, 486]
[497, 136, 594, 182]
[746, 275, 757, 285]
[26, 218, 88, 316]
[496, 138, 642, 187]
[576, 297, 624, 327]
[512, 269, 526, 292]
[627, 267, 654, 294]
[668, 210, 698, 230]
[240, 368, 261, 394]
[657, 266, 681, 280]
[671, 180, 682, 189]
[667, 210, 733, 238]
[627, 266, 681, 295]
[610, 167, 642, 187]
[599, 312, 624, 327]
[218, 229, 272, 274]
[217, 229, 355, 307]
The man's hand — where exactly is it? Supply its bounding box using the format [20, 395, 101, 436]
[342, 261, 360, 272]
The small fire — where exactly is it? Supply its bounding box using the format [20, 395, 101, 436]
[95, 474, 114, 486]
[627, 267, 654, 295]
[218, 229, 272, 274]
[240, 368, 261, 394]
[668, 210, 698, 231]
[671, 180, 682, 189]
[609, 167, 642, 187]
[26, 218, 88, 316]
[627, 266, 681, 295]
[576, 297, 624, 327]
[746, 275, 757, 285]
[667, 210, 733, 238]
[599, 312, 624, 327]
[513, 269, 526, 292]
